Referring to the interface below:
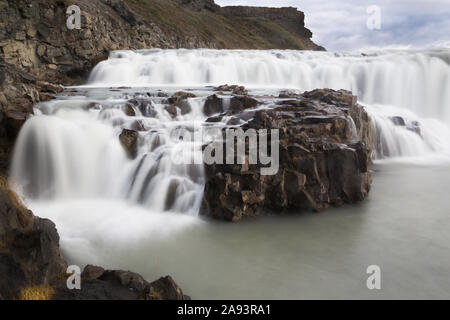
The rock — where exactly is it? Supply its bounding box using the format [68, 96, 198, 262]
[177, 100, 192, 115]
[202, 89, 373, 222]
[119, 129, 139, 159]
[81, 265, 105, 281]
[100, 270, 147, 292]
[86, 103, 102, 111]
[168, 91, 196, 105]
[214, 84, 247, 95]
[143, 276, 190, 300]
[231, 85, 248, 96]
[164, 105, 178, 118]
[3, 110, 29, 140]
[279, 90, 299, 98]
[390, 116, 406, 126]
[36, 82, 64, 95]
[204, 94, 224, 116]
[139, 101, 157, 118]
[229, 96, 259, 112]
[124, 104, 136, 117]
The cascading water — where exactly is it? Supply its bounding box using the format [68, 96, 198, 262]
[11, 49, 450, 213]
[88, 49, 450, 160]
[11, 88, 207, 215]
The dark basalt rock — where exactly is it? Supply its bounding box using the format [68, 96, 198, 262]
[51, 267, 189, 300]
[119, 129, 139, 159]
[202, 89, 373, 222]
[204, 94, 224, 116]
[168, 91, 197, 105]
[143, 276, 190, 300]
[165, 105, 178, 118]
[204, 94, 260, 117]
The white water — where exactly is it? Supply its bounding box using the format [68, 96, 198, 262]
[87, 49, 450, 161]
[89, 49, 450, 121]
[9, 49, 450, 299]
[11, 89, 206, 214]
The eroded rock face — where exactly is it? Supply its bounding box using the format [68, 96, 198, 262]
[119, 129, 139, 159]
[50, 266, 190, 300]
[0, 181, 189, 300]
[202, 89, 373, 222]
[0, 181, 67, 299]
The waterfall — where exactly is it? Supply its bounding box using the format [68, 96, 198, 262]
[11, 49, 450, 215]
[88, 49, 450, 122]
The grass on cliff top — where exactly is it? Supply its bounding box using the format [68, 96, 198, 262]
[123, 0, 311, 49]
[19, 285, 55, 300]
[0, 176, 30, 227]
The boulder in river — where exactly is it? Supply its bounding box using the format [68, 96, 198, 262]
[202, 89, 373, 222]
[119, 129, 139, 159]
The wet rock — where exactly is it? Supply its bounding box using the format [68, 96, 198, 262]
[229, 96, 259, 112]
[157, 92, 169, 98]
[202, 89, 373, 222]
[119, 129, 139, 159]
[168, 91, 196, 105]
[36, 82, 64, 95]
[407, 121, 421, 136]
[390, 116, 406, 126]
[82, 265, 105, 281]
[204, 94, 224, 116]
[279, 90, 299, 98]
[143, 276, 190, 300]
[124, 104, 136, 117]
[86, 103, 102, 111]
[139, 101, 157, 118]
[165, 105, 178, 118]
[177, 100, 192, 115]
[215, 84, 248, 95]
[51, 269, 188, 300]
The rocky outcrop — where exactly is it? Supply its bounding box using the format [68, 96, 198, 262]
[0, 178, 67, 299]
[175, 0, 219, 12]
[50, 266, 190, 300]
[119, 129, 139, 159]
[0, 179, 189, 300]
[202, 89, 373, 222]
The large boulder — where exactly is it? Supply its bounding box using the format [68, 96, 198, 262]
[202, 89, 373, 222]
[119, 129, 139, 159]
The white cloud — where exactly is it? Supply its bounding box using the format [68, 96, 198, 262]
[215, 0, 450, 50]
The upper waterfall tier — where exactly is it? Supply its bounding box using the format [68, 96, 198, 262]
[87, 49, 450, 122]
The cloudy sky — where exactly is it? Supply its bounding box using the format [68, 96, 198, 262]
[215, 0, 450, 51]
